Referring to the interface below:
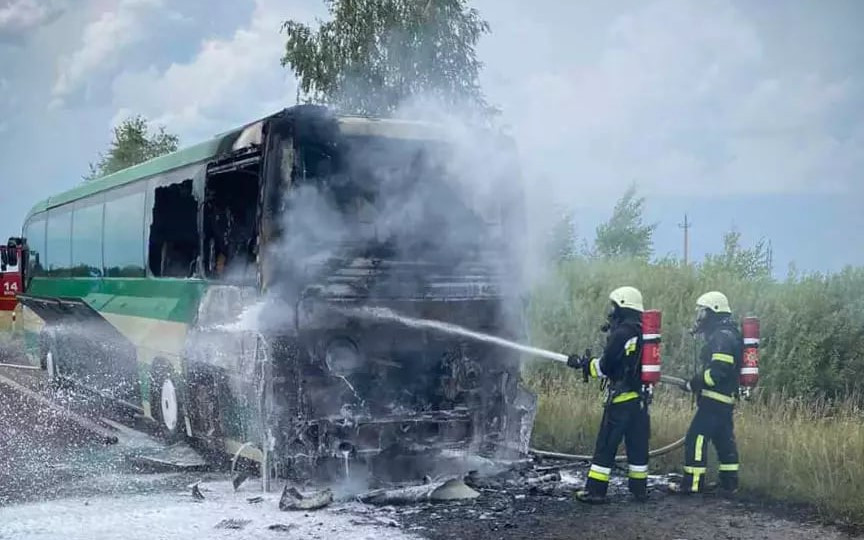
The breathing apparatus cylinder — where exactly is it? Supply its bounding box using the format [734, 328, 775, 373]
[641, 309, 662, 385]
[740, 316, 760, 388]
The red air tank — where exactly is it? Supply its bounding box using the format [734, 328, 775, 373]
[641, 310, 662, 385]
[740, 317, 760, 388]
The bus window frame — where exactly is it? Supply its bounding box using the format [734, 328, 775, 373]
[102, 181, 147, 279]
[144, 162, 207, 280]
[45, 205, 73, 278]
[71, 193, 106, 279]
[23, 214, 47, 283]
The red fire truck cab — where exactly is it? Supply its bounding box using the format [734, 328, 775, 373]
[0, 237, 26, 330]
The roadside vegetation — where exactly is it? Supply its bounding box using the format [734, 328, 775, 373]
[526, 366, 864, 525]
[526, 188, 864, 524]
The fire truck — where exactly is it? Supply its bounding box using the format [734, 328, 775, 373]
[0, 238, 25, 331]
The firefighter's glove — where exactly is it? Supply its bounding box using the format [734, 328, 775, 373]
[581, 358, 591, 383]
[566, 354, 591, 383]
[687, 374, 703, 394]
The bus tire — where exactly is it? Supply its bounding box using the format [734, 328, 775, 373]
[150, 362, 185, 442]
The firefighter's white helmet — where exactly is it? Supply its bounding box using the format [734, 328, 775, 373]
[609, 286, 644, 313]
[696, 291, 732, 314]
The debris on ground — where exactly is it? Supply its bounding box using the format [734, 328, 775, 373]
[279, 485, 335, 511]
[215, 518, 251, 530]
[359, 477, 480, 505]
[232, 471, 251, 491]
[267, 523, 295, 532]
[99, 418, 208, 472]
[125, 442, 209, 472]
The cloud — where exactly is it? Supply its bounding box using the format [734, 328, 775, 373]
[110, 0, 320, 142]
[0, 0, 63, 43]
[479, 0, 862, 202]
[50, 0, 163, 107]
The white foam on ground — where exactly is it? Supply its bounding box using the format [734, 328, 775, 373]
[0, 480, 418, 540]
[558, 469, 584, 486]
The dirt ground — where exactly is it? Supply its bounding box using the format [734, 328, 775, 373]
[399, 488, 857, 540]
[0, 345, 860, 540]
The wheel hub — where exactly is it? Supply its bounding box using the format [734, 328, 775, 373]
[161, 379, 178, 432]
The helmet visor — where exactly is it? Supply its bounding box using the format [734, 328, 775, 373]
[692, 306, 711, 335]
[601, 302, 616, 332]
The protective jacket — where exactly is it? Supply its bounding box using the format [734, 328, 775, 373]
[681, 315, 742, 493]
[583, 309, 649, 500]
[689, 316, 743, 406]
[589, 310, 643, 404]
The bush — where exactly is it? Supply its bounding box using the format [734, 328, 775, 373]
[528, 258, 864, 401]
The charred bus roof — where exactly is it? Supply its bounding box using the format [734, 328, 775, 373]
[22, 105, 499, 224]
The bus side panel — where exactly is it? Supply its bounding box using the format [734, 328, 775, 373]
[24, 276, 207, 412]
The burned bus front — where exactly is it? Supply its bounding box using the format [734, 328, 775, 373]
[258, 108, 535, 480]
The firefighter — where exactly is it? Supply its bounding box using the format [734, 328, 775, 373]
[567, 286, 650, 503]
[671, 291, 741, 495]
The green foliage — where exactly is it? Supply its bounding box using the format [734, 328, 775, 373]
[527, 211, 864, 522]
[594, 185, 657, 260]
[546, 208, 577, 262]
[702, 229, 773, 280]
[529, 256, 864, 401]
[281, 0, 492, 116]
[87, 116, 179, 180]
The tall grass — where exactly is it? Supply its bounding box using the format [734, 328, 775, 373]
[526, 367, 864, 523]
[529, 258, 864, 401]
[525, 365, 692, 470]
[525, 258, 864, 523]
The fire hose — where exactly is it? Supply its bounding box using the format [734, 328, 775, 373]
[528, 374, 689, 462]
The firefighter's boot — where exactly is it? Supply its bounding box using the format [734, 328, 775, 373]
[718, 467, 739, 498]
[627, 465, 648, 502]
[575, 489, 607, 505]
[578, 463, 611, 504]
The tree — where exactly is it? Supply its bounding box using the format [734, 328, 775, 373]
[702, 229, 773, 280]
[87, 116, 179, 180]
[281, 0, 493, 117]
[594, 185, 657, 259]
[546, 208, 577, 262]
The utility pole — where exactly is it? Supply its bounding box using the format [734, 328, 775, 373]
[678, 213, 692, 266]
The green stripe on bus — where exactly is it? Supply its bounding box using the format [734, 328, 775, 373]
[26, 277, 209, 323]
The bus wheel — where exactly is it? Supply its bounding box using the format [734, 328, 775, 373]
[150, 363, 185, 441]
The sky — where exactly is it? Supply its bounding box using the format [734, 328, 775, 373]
[0, 0, 862, 275]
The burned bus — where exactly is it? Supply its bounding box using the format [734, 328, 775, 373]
[13, 105, 535, 481]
